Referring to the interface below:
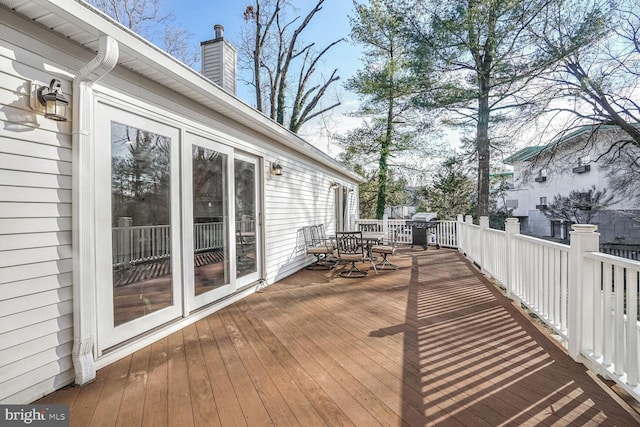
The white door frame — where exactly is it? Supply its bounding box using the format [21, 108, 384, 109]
[95, 103, 183, 353]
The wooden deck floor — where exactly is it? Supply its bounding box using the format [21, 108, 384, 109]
[38, 248, 640, 426]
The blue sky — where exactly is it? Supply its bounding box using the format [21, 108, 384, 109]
[170, 0, 364, 151]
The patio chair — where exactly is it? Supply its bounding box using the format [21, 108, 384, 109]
[335, 231, 376, 278]
[316, 223, 338, 263]
[302, 225, 335, 270]
[370, 230, 399, 271]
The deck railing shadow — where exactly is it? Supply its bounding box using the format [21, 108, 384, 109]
[399, 249, 634, 425]
[361, 214, 640, 404]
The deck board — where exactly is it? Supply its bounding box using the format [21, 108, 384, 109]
[38, 248, 640, 426]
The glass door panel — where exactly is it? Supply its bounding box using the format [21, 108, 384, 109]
[111, 122, 173, 325]
[96, 103, 182, 352]
[185, 133, 235, 309]
[235, 154, 261, 287]
[192, 145, 229, 296]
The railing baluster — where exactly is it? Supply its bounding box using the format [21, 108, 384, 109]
[614, 265, 625, 376]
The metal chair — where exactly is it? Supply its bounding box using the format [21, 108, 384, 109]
[335, 231, 375, 278]
[316, 224, 338, 263]
[370, 230, 399, 270]
[302, 225, 334, 270]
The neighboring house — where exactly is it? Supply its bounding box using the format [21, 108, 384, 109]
[0, 0, 362, 404]
[503, 125, 640, 243]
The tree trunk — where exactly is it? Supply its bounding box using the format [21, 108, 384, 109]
[477, 83, 490, 218]
[376, 97, 394, 219]
[473, 0, 495, 219]
[253, 2, 263, 112]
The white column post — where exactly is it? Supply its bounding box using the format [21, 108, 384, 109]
[479, 216, 489, 273]
[504, 218, 520, 299]
[464, 215, 473, 256]
[456, 214, 464, 251]
[568, 224, 600, 360]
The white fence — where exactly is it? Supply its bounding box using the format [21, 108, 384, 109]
[355, 216, 458, 248]
[456, 215, 640, 403]
[113, 220, 254, 267]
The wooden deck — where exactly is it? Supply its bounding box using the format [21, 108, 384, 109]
[38, 248, 640, 426]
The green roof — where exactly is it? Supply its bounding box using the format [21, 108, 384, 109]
[503, 146, 545, 164]
[503, 123, 640, 165]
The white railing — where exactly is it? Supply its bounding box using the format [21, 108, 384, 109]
[355, 215, 458, 247]
[112, 224, 171, 266]
[457, 216, 640, 403]
[484, 227, 508, 285]
[582, 252, 640, 391]
[113, 220, 255, 266]
[512, 234, 570, 339]
[194, 222, 225, 252]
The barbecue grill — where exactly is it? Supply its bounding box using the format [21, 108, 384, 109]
[406, 220, 438, 250]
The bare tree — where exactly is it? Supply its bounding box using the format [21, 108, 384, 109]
[88, 0, 199, 67]
[542, 186, 615, 224]
[523, 0, 640, 202]
[241, 0, 342, 133]
[530, 0, 640, 144]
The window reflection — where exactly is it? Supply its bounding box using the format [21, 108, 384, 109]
[193, 145, 229, 295]
[235, 158, 257, 278]
[111, 122, 173, 326]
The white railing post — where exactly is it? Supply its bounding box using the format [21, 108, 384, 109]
[456, 214, 463, 252]
[504, 218, 520, 299]
[118, 216, 132, 269]
[479, 216, 489, 273]
[568, 224, 600, 360]
[464, 215, 473, 256]
[382, 213, 389, 243]
[456, 214, 463, 250]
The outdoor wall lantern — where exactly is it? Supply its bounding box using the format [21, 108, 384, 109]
[31, 79, 68, 121]
[271, 161, 283, 176]
[330, 182, 339, 190]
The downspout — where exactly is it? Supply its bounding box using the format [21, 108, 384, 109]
[72, 35, 119, 386]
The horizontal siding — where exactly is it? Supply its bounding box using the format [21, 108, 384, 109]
[0, 272, 72, 300]
[0, 343, 74, 402]
[0, 300, 73, 335]
[0, 202, 72, 218]
[263, 160, 342, 284]
[0, 35, 75, 403]
[5, 368, 74, 405]
[0, 217, 71, 234]
[0, 231, 72, 251]
[0, 315, 73, 351]
[0, 169, 72, 189]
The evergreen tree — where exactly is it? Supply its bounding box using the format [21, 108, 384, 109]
[397, 0, 566, 217]
[420, 157, 475, 220]
[343, 0, 416, 219]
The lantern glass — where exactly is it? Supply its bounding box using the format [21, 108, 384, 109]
[43, 92, 68, 121]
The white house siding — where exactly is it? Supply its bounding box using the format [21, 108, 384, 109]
[0, 31, 75, 403]
[263, 159, 352, 282]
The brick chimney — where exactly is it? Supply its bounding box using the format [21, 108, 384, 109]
[200, 24, 237, 95]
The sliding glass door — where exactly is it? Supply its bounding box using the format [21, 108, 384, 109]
[234, 153, 261, 288]
[96, 105, 183, 350]
[184, 133, 235, 309]
[95, 103, 263, 353]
